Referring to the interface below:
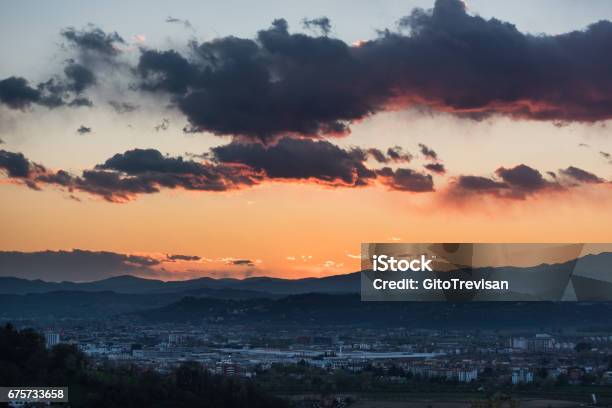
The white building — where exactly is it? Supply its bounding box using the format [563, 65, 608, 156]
[45, 332, 60, 349]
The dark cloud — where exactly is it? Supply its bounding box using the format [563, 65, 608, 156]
[367, 148, 388, 163]
[424, 162, 446, 174]
[495, 164, 551, 194]
[0, 150, 40, 178]
[64, 61, 96, 93]
[108, 100, 138, 114]
[0, 148, 258, 202]
[0, 77, 42, 109]
[0, 249, 160, 281]
[4, 0, 612, 136]
[0, 68, 94, 111]
[1, 137, 437, 201]
[69, 97, 93, 107]
[4, 144, 608, 203]
[387, 146, 413, 163]
[366, 146, 412, 164]
[231, 259, 255, 267]
[0, 26, 126, 111]
[454, 175, 507, 192]
[165, 16, 194, 30]
[376, 167, 434, 192]
[126, 0, 612, 141]
[449, 163, 606, 200]
[454, 164, 559, 199]
[77, 125, 92, 135]
[418, 143, 438, 161]
[82, 148, 261, 201]
[166, 254, 201, 262]
[154, 118, 170, 132]
[211, 138, 376, 186]
[559, 166, 603, 184]
[61, 25, 125, 56]
[302, 17, 332, 36]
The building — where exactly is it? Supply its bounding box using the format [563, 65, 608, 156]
[512, 368, 534, 384]
[45, 332, 60, 349]
[216, 359, 240, 376]
[458, 369, 478, 383]
[510, 337, 528, 351]
[528, 334, 554, 352]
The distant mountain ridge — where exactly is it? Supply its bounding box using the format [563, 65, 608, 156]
[0, 271, 361, 295]
[1, 251, 611, 297]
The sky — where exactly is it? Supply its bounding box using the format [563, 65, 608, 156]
[1, 0, 612, 281]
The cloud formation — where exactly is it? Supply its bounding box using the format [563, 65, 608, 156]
[424, 162, 446, 175]
[448, 164, 605, 200]
[0, 249, 160, 281]
[126, 0, 612, 141]
[77, 125, 92, 135]
[166, 254, 201, 262]
[418, 143, 438, 161]
[4, 1, 612, 139]
[376, 167, 434, 192]
[211, 138, 376, 187]
[1, 138, 437, 201]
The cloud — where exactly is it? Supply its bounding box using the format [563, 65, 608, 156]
[1, 136, 438, 201]
[0, 77, 48, 109]
[108, 100, 138, 114]
[77, 125, 92, 135]
[448, 163, 606, 200]
[424, 162, 446, 174]
[418, 143, 438, 161]
[302, 17, 332, 36]
[154, 118, 170, 132]
[165, 16, 194, 31]
[0, 26, 124, 111]
[366, 148, 388, 163]
[496, 164, 552, 194]
[211, 138, 376, 186]
[366, 146, 412, 164]
[386, 146, 413, 163]
[0, 148, 260, 202]
[63, 61, 96, 93]
[4, 0, 612, 137]
[124, 0, 612, 141]
[376, 167, 434, 192]
[61, 25, 125, 56]
[230, 259, 255, 267]
[0, 150, 39, 178]
[559, 166, 604, 184]
[0, 249, 160, 281]
[166, 254, 201, 262]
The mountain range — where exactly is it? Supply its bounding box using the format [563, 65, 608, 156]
[0, 272, 360, 295]
[1, 252, 612, 328]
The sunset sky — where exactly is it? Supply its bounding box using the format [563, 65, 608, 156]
[1, 0, 612, 281]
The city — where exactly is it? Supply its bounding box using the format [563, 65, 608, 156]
[6, 317, 609, 407]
